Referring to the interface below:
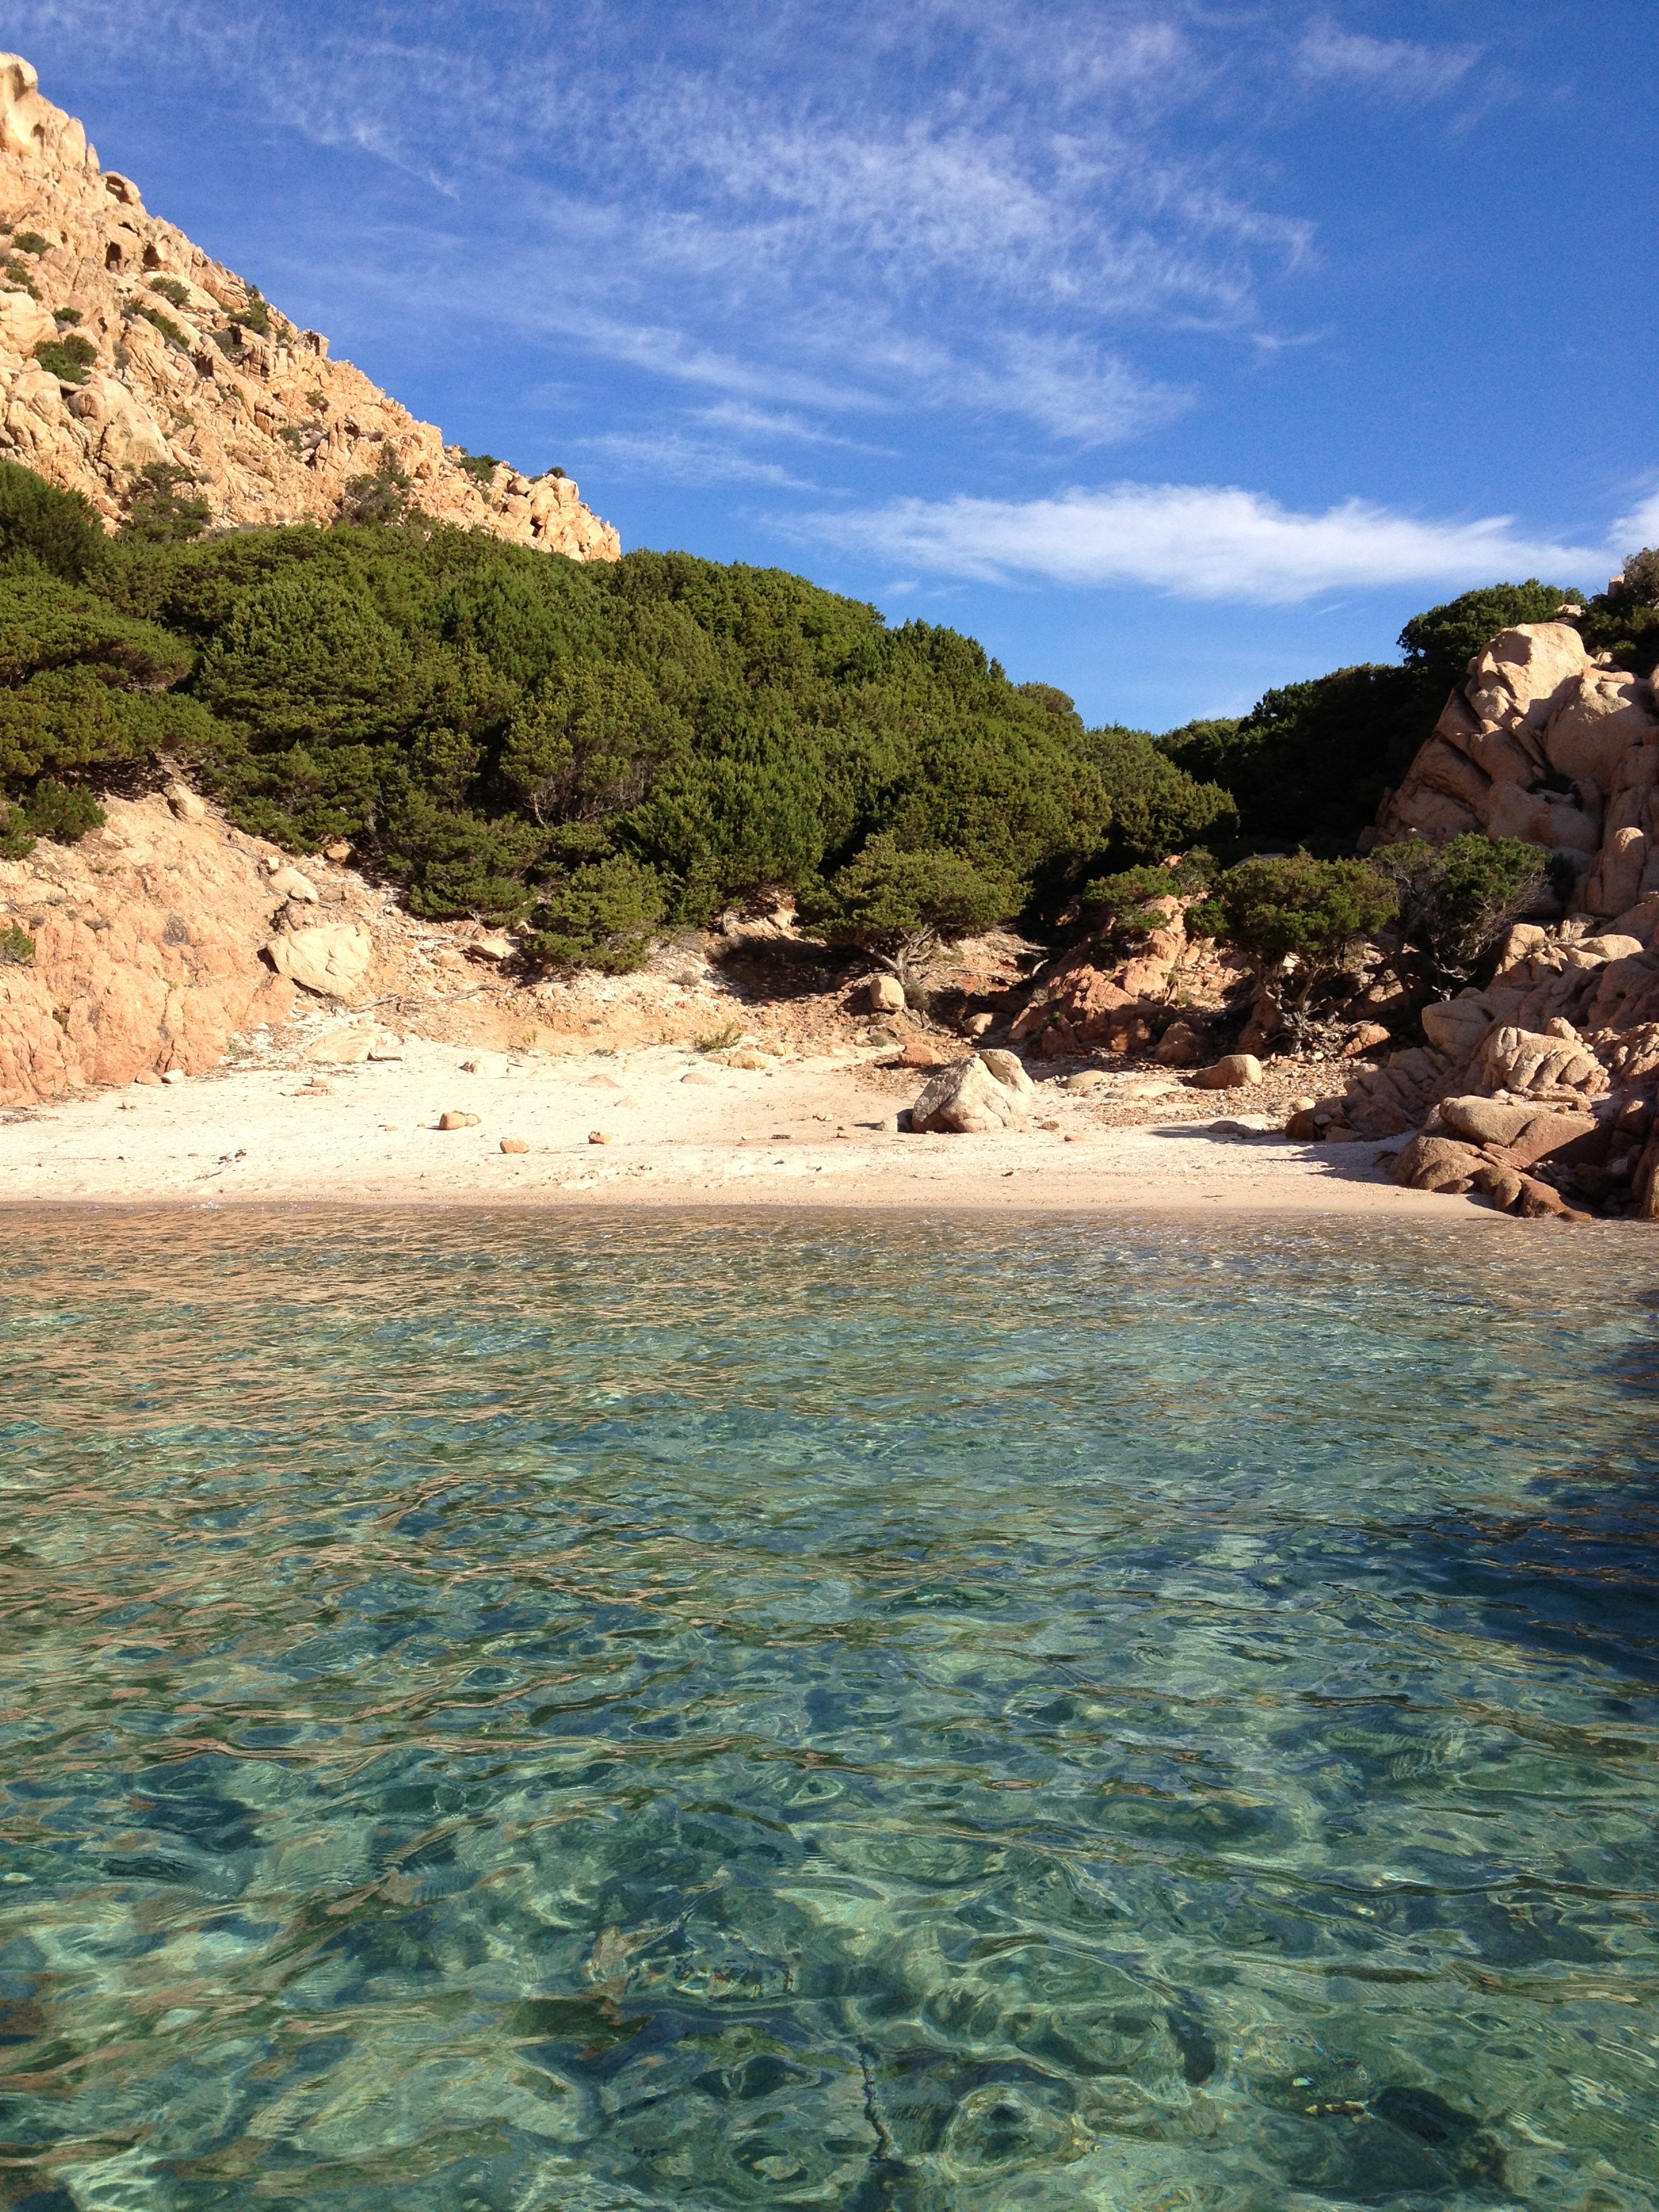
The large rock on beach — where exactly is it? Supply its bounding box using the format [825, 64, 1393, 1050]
[909, 1053, 1029, 1132]
[264, 923, 374, 1000]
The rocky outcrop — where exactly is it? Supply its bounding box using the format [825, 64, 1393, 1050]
[1374, 620, 1659, 913]
[0, 789, 306, 1101]
[0, 54, 618, 558]
[1010, 896, 1250, 1059]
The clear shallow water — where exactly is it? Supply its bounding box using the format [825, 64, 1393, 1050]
[0, 1210, 1656, 2212]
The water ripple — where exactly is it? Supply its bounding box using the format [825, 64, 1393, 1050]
[0, 1207, 1656, 2209]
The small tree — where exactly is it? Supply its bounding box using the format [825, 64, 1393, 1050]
[119, 462, 210, 544]
[525, 855, 666, 974]
[340, 453, 410, 527]
[1369, 835, 1547, 998]
[795, 835, 1017, 984]
[1078, 853, 1212, 958]
[1197, 854, 1396, 1038]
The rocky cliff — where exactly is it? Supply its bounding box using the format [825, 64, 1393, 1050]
[0, 54, 619, 559]
[1374, 619, 1658, 919]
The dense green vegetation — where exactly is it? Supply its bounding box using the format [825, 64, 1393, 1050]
[0, 452, 1653, 979]
[1155, 581, 1582, 851]
[0, 462, 1229, 956]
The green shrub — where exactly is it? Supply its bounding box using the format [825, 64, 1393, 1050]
[18, 778, 104, 843]
[1580, 547, 1659, 678]
[1397, 580, 1580, 691]
[1082, 726, 1237, 867]
[147, 276, 190, 309]
[53, 306, 81, 326]
[10, 231, 48, 256]
[33, 333, 98, 386]
[1079, 853, 1213, 956]
[0, 462, 107, 583]
[228, 289, 271, 337]
[525, 855, 667, 972]
[455, 449, 504, 490]
[1197, 855, 1396, 1029]
[1370, 834, 1547, 994]
[0, 920, 35, 961]
[3, 260, 39, 300]
[795, 835, 1017, 981]
[119, 464, 211, 546]
[128, 300, 189, 351]
[339, 457, 410, 527]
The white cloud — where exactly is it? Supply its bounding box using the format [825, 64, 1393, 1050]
[793, 481, 1607, 603]
[577, 431, 820, 491]
[1295, 19, 1479, 100]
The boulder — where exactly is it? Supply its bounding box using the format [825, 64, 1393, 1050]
[499, 1138, 529, 1153]
[977, 1048, 1034, 1096]
[1340, 1023, 1393, 1057]
[1438, 1094, 1600, 1169]
[1393, 1134, 1487, 1193]
[866, 973, 906, 1012]
[1544, 669, 1658, 792]
[1635, 1124, 1659, 1221]
[1189, 1052, 1263, 1090]
[267, 866, 319, 903]
[437, 1110, 480, 1130]
[459, 1051, 511, 1078]
[1153, 1020, 1204, 1067]
[304, 1027, 374, 1064]
[164, 783, 207, 825]
[910, 1054, 1027, 1133]
[896, 1038, 950, 1068]
[1477, 1024, 1609, 1099]
[264, 923, 373, 999]
[1610, 893, 1659, 948]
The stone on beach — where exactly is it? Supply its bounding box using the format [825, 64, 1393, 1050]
[1189, 1053, 1263, 1090]
[438, 1110, 480, 1130]
[909, 1053, 1029, 1133]
[264, 923, 374, 1000]
[499, 1139, 529, 1153]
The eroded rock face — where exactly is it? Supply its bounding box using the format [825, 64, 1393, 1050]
[0, 54, 619, 559]
[0, 792, 300, 1103]
[1374, 620, 1659, 914]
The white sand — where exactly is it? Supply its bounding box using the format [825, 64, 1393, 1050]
[0, 1036, 1493, 1220]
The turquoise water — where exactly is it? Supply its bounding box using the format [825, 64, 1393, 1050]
[0, 1210, 1656, 2212]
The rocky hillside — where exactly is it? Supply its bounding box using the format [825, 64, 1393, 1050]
[1375, 618, 1658, 919]
[0, 54, 618, 558]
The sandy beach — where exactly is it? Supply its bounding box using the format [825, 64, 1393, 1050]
[0, 1026, 1500, 1219]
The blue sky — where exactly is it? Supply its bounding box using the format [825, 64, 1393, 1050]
[9, 1, 1656, 728]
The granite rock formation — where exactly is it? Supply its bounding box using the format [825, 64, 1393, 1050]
[1374, 620, 1659, 916]
[0, 54, 618, 559]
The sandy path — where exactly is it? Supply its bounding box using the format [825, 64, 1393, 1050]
[0, 1035, 1498, 1221]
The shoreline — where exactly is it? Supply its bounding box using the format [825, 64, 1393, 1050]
[0, 1032, 1534, 1225]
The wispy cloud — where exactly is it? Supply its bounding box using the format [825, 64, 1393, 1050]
[1294, 18, 1479, 101]
[793, 481, 1606, 604]
[8, 0, 1324, 453]
[578, 431, 821, 491]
